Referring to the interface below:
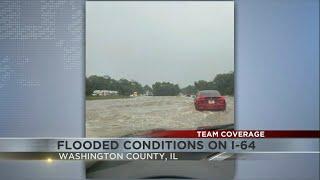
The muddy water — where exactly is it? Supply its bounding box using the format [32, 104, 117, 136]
[86, 96, 234, 137]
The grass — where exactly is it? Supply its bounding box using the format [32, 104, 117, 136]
[86, 95, 129, 100]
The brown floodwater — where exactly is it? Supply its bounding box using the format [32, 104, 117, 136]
[86, 96, 234, 137]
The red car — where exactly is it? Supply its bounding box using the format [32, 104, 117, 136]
[194, 90, 226, 111]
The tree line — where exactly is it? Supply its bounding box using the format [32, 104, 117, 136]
[181, 72, 234, 96]
[86, 75, 144, 96]
[86, 71, 234, 96]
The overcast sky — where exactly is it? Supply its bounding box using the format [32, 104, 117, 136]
[86, 1, 234, 87]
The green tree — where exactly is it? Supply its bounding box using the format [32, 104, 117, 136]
[192, 72, 234, 96]
[143, 85, 153, 94]
[212, 72, 234, 95]
[86, 77, 94, 96]
[117, 79, 143, 96]
[194, 80, 210, 91]
[181, 85, 197, 95]
[152, 82, 180, 96]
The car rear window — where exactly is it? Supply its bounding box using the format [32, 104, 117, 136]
[198, 90, 221, 97]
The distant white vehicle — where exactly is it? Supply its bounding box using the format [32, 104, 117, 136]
[92, 90, 118, 96]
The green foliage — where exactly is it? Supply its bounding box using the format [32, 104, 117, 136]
[152, 82, 180, 96]
[86, 75, 143, 96]
[143, 85, 153, 94]
[193, 72, 234, 96]
[86, 72, 233, 97]
[181, 85, 197, 95]
[86, 78, 94, 96]
[212, 72, 234, 95]
[194, 80, 213, 91]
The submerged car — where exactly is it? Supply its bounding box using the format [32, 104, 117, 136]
[194, 90, 226, 111]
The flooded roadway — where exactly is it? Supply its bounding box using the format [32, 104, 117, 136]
[86, 96, 234, 137]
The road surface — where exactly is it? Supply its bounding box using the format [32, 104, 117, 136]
[86, 96, 234, 137]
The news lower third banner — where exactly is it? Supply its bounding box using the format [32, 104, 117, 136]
[0, 130, 319, 161]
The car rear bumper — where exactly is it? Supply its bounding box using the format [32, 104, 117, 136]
[195, 103, 226, 111]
